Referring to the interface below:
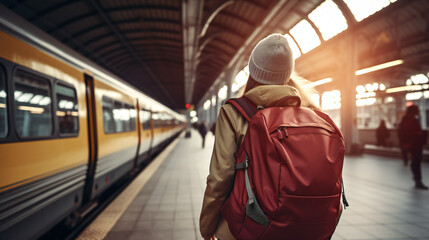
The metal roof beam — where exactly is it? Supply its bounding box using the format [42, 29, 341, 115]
[69, 18, 182, 42]
[101, 42, 182, 61]
[183, 0, 204, 103]
[332, 0, 357, 27]
[88, 0, 176, 106]
[109, 49, 183, 67]
[84, 28, 181, 52]
[47, 5, 179, 34]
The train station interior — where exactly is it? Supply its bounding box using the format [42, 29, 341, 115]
[1, 0, 429, 239]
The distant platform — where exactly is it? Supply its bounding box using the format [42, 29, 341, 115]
[364, 144, 429, 162]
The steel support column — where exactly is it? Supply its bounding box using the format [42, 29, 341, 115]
[339, 35, 360, 154]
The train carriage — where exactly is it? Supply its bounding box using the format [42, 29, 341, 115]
[0, 8, 185, 240]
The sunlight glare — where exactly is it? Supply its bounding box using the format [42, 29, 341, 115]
[308, 0, 348, 40]
[343, 0, 392, 22]
[290, 20, 321, 54]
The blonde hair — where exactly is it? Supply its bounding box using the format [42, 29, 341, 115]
[287, 73, 321, 111]
[243, 72, 322, 111]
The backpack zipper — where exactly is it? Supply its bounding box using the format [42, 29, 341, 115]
[276, 127, 289, 139]
[273, 125, 335, 138]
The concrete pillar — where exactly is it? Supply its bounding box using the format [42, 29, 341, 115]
[339, 35, 360, 154]
[420, 93, 426, 129]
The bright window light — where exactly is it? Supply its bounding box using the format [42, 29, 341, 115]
[39, 97, 51, 106]
[211, 95, 216, 106]
[356, 98, 376, 106]
[0, 90, 6, 98]
[410, 74, 429, 84]
[322, 90, 341, 110]
[343, 0, 392, 22]
[356, 85, 366, 94]
[204, 100, 211, 110]
[130, 109, 136, 118]
[234, 70, 249, 89]
[113, 109, 130, 121]
[191, 117, 199, 123]
[308, 0, 348, 40]
[18, 93, 34, 103]
[365, 83, 374, 92]
[406, 79, 412, 86]
[14, 90, 22, 99]
[30, 95, 43, 104]
[59, 100, 68, 108]
[218, 85, 228, 100]
[284, 34, 301, 59]
[232, 83, 239, 93]
[406, 92, 422, 101]
[65, 101, 74, 109]
[290, 20, 321, 54]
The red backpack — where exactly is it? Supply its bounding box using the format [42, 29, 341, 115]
[221, 97, 348, 240]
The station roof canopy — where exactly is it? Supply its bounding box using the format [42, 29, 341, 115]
[2, 0, 429, 109]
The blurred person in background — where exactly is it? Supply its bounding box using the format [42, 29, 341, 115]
[376, 120, 390, 147]
[398, 105, 428, 190]
[199, 121, 208, 148]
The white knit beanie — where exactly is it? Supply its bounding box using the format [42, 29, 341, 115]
[248, 33, 294, 85]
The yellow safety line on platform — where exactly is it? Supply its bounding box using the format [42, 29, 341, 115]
[77, 134, 183, 240]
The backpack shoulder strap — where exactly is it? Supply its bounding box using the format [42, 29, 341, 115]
[226, 97, 257, 121]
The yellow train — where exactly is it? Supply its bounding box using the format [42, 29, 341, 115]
[0, 9, 186, 240]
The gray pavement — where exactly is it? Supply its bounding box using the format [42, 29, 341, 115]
[104, 129, 429, 240]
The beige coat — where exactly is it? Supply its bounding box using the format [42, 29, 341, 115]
[199, 85, 304, 240]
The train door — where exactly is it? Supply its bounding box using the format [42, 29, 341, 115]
[82, 73, 98, 204]
[134, 99, 141, 168]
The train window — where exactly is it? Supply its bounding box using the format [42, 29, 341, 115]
[0, 67, 6, 138]
[152, 112, 159, 128]
[126, 104, 136, 131]
[102, 96, 135, 133]
[102, 97, 116, 133]
[56, 84, 79, 135]
[140, 109, 151, 130]
[158, 113, 164, 127]
[14, 70, 53, 138]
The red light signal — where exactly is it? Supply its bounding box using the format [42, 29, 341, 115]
[185, 103, 191, 109]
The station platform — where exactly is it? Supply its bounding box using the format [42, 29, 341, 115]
[78, 130, 429, 240]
